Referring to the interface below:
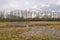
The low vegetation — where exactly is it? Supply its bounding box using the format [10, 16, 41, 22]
[0, 21, 60, 40]
[0, 28, 60, 40]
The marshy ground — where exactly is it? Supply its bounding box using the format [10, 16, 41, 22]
[0, 21, 60, 40]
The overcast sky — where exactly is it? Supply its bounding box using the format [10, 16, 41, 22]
[0, 0, 60, 11]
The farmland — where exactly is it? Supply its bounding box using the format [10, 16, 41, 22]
[0, 21, 60, 40]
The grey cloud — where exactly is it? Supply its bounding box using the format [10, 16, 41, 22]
[0, 0, 60, 11]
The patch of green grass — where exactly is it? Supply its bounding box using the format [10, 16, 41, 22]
[0, 21, 60, 26]
[27, 21, 60, 25]
[0, 22, 9, 26]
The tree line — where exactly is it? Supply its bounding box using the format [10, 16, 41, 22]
[0, 10, 60, 21]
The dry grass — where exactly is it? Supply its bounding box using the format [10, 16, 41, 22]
[8, 27, 31, 31]
[0, 21, 60, 40]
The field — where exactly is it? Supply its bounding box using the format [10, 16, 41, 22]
[0, 21, 60, 40]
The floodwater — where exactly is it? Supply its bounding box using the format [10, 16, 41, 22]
[23, 27, 60, 37]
